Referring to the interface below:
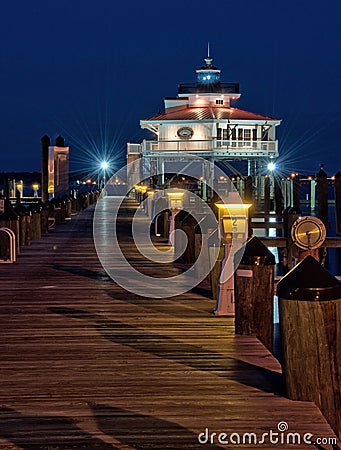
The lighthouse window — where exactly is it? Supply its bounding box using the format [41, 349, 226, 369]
[216, 99, 224, 105]
[244, 129, 251, 140]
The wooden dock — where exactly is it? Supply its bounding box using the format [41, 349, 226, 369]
[0, 198, 339, 449]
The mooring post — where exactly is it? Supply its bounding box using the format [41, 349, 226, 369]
[316, 167, 329, 229]
[264, 176, 271, 237]
[292, 173, 300, 212]
[41, 135, 51, 203]
[28, 204, 42, 241]
[335, 171, 341, 236]
[310, 177, 316, 213]
[277, 256, 341, 440]
[274, 177, 283, 237]
[14, 203, 31, 247]
[234, 236, 275, 352]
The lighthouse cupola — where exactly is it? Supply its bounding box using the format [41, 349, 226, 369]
[196, 44, 221, 85]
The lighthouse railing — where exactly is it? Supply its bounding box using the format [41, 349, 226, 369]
[140, 139, 278, 157]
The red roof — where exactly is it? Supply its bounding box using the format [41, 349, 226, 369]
[142, 107, 280, 122]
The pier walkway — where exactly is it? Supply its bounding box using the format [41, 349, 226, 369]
[0, 198, 338, 449]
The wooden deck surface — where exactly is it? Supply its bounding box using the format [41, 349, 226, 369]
[0, 198, 339, 449]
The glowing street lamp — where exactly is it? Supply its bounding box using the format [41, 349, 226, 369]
[167, 190, 185, 246]
[267, 162, 277, 172]
[99, 161, 109, 188]
[32, 182, 40, 198]
[16, 181, 23, 198]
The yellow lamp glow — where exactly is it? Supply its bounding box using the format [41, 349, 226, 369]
[215, 203, 252, 210]
[215, 202, 252, 239]
[167, 191, 185, 209]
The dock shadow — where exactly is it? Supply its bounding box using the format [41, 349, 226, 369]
[0, 406, 117, 449]
[89, 402, 222, 449]
[49, 307, 284, 395]
[53, 264, 112, 282]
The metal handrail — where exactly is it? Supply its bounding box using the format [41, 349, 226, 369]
[0, 227, 16, 263]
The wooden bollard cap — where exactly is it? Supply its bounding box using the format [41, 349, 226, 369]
[277, 255, 341, 301]
[234, 235, 275, 266]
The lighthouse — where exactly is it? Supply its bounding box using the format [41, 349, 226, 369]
[127, 49, 281, 195]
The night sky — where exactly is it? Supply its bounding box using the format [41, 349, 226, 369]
[1, 0, 340, 175]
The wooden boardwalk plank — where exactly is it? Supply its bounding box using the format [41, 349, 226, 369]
[0, 198, 339, 449]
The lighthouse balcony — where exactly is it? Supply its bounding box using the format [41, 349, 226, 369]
[128, 139, 278, 159]
[178, 82, 240, 95]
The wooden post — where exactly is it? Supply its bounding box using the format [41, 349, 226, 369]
[180, 214, 198, 264]
[274, 177, 283, 237]
[174, 210, 196, 264]
[292, 174, 300, 212]
[282, 208, 300, 271]
[234, 236, 275, 352]
[28, 205, 42, 241]
[209, 244, 224, 301]
[14, 204, 31, 247]
[274, 177, 282, 215]
[335, 171, 341, 236]
[278, 256, 341, 440]
[316, 167, 328, 230]
[264, 176, 271, 237]
[264, 176, 271, 214]
[41, 135, 51, 203]
[310, 178, 316, 213]
[244, 176, 253, 203]
[40, 203, 49, 235]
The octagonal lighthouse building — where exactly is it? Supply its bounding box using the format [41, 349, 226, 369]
[127, 51, 281, 187]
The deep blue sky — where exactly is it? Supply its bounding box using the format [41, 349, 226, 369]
[1, 0, 340, 175]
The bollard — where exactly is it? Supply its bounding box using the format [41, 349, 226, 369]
[316, 167, 328, 229]
[234, 236, 275, 352]
[50, 200, 62, 225]
[40, 202, 50, 234]
[335, 172, 341, 236]
[14, 204, 31, 247]
[63, 195, 72, 219]
[28, 204, 42, 241]
[174, 211, 197, 264]
[208, 229, 224, 301]
[277, 255, 341, 440]
[283, 207, 301, 271]
[195, 215, 219, 286]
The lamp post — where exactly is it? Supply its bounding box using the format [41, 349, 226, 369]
[16, 181, 23, 204]
[100, 161, 109, 188]
[214, 199, 252, 316]
[166, 190, 185, 246]
[32, 183, 40, 198]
